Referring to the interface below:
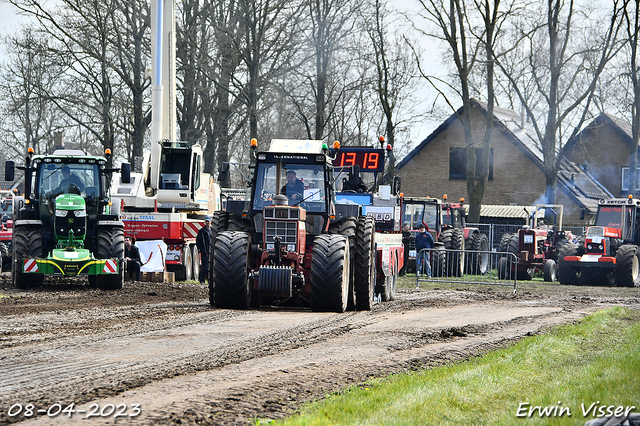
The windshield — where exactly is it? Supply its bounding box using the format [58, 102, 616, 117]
[253, 163, 327, 212]
[595, 205, 635, 240]
[38, 163, 99, 199]
[403, 202, 438, 230]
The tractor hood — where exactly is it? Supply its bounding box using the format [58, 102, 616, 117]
[55, 194, 86, 213]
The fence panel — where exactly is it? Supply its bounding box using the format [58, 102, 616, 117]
[415, 248, 518, 293]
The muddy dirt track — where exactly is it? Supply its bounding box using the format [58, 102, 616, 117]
[0, 274, 638, 426]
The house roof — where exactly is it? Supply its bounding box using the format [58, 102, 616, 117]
[565, 112, 633, 152]
[463, 204, 534, 219]
[398, 99, 611, 213]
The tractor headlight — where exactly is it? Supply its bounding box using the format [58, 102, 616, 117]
[73, 210, 87, 217]
[55, 210, 68, 217]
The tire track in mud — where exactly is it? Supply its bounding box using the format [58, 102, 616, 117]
[2, 283, 638, 426]
[0, 307, 380, 424]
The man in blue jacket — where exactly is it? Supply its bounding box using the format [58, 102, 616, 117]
[415, 223, 434, 277]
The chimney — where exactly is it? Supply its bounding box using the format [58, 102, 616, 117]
[53, 131, 65, 152]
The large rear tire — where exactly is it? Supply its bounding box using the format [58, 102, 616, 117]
[614, 245, 640, 287]
[430, 245, 446, 277]
[94, 226, 125, 290]
[310, 235, 350, 313]
[208, 210, 229, 286]
[329, 217, 357, 310]
[213, 231, 252, 309]
[498, 233, 512, 254]
[354, 216, 375, 311]
[441, 228, 464, 276]
[13, 225, 44, 289]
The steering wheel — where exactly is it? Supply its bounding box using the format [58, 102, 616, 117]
[57, 182, 81, 195]
[288, 191, 304, 201]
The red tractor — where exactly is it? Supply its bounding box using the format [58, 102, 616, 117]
[208, 139, 377, 312]
[498, 205, 573, 281]
[402, 196, 489, 276]
[557, 197, 640, 287]
[0, 190, 14, 272]
[441, 195, 490, 274]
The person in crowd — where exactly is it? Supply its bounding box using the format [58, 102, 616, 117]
[124, 235, 141, 281]
[196, 216, 212, 283]
[400, 223, 412, 276]
[415, 223, 434, 277]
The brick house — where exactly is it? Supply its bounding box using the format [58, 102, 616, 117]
[565, 113, 635, 198]
[396, 100, 611, 225]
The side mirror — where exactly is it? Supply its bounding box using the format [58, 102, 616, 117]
[392, 176, 401, 195]
[4, 161, 14, 181]
[121, 162, 131, 184]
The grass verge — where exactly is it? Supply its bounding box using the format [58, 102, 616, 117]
[267, 307, 640, 426]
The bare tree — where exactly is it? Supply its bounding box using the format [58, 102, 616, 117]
[494, 0, 623, 203]
[0, 27, 62, 158]
[363, 0, 420, 182]
[621, 0, 640, 195]
[414, 0, 495, 222]
[307, 0, 357, 140]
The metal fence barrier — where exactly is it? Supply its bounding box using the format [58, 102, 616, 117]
[414, 248, 519, 293]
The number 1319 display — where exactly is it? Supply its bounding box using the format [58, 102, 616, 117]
[333, 148, 385, 172]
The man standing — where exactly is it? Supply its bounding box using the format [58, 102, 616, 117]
[400, 223, 412, 276]
[196, 216, 211, 283]
[415, 224, 434, 277]
[124, 235, 141, 281]
[281, 170, 305, 200]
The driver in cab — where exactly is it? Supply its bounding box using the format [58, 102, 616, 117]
[55, 165, 85, 195]
[281, 169, 304, 200]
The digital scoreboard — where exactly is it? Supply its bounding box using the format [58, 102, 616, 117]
[333, 148, 385, 172]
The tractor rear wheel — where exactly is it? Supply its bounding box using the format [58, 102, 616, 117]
[498, 233, 512, 254]
[557, 243, 582, 285]
[13, 225, 44, 289]
[213, 231, 252, 309]
[329, 217, 357, 309]
[310, 235, 350, 313]
[543, 259, 557, 282]
[94, 226, 125, 290]
[467, 232, 489, 275]
[441, 228, 464, 276]
[354, 216, 375, 311]
[615, 245, 640, 287]
[209, 210, 229, 285]
[430, 245, 446, 277]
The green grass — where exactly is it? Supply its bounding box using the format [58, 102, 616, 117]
[265, 307, 640, 426]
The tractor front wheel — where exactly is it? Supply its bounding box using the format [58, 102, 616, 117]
[213, 231, 252, 309]
[557, 243, 581, 285]
[94, 226, 125, 290]
[310, 235, 350, 313]
[467, 232, 489, 275]
[13, 225, 44, 289]
[615, 245, 640, 287]
[543, 259, 557, 282]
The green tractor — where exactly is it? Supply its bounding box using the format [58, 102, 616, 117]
[5, 147, 130, 289]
